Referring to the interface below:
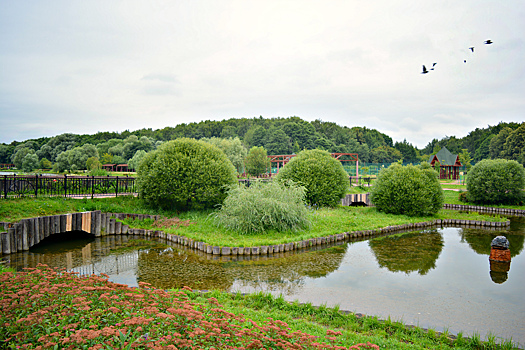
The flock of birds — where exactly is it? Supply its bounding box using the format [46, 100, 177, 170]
[421, 39, 493, 74]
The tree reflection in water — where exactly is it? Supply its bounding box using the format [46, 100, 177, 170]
[368, 229, 444, 275]
[457, 229, 524, 257]
[136, 244, 348, 293]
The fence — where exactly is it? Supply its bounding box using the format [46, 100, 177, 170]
[1, 175, 136, 199]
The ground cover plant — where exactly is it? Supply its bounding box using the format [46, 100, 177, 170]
[370, 164, 443, 216]
[137, 138, 237, 210]
[1, 266, 518, 350]
[0, 265, 383, 349]
[214, 180, 310, 234]
[276, 149, 349, 207]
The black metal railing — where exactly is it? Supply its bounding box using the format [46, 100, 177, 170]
[1, 174, 136, 199]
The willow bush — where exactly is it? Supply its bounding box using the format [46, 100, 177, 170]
[370, 163, 443, 216]
[466, 159, 525, 205]
[137, 138, 237, 210]
[276, 149, 349, 207]
[214, 180, 310, 234]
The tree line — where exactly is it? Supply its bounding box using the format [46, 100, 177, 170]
[0, 116, 523, 173]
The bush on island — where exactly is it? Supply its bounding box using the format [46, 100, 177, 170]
[137, 138, 237, 210]
[214, 180, 309, 234]
[370, 163, 443, 216]
[276, 149, 349, 207]
[466, 159, 525, 205]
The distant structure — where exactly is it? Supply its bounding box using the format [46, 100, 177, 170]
[102, 164, 130, 172]
[429, 147, 462, 180]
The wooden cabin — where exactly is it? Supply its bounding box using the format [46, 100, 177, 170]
[429, 147, 462, 180]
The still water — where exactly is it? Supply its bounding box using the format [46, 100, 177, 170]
[4, 218, 525, 346]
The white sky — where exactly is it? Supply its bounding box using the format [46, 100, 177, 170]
[1, 0, 524, 148]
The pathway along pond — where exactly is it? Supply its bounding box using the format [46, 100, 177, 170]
[3, 217, 525, 347]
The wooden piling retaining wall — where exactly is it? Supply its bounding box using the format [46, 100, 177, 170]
[0, 209, 514, 258]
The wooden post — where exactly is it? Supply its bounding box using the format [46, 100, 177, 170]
[1, 231, 10, 254]
[9, 227, 16, 253]
[27, 218, 34, 248]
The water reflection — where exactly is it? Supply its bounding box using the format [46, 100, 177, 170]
[457, 221, 525, 284]
[135, 244, 347, 292]
[458, 228, 525, 257]
[368, 229, 444, 275]
[3, 220, 525, 346]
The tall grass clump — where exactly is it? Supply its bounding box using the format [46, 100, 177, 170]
[214, 180, 310, 234]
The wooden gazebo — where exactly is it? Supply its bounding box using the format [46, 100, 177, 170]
[429, 147, 462, 180]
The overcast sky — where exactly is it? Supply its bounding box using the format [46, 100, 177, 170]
[1, 1, 524, 148]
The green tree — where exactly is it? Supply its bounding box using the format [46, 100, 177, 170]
[128, 150, 147, 171]
[201, 137, 247, 174]
[265, 127, 292, 155]
[37, 133, 78, 162]
[68, 144, 99, 170]
[466, 159, 525, 205]
[112, 155, 126, 165]
[54, 151, 71, 172]
[0, 144, 15, 164]
[137, 138, 237, 210]
[458, 149, 472, 170]
[97, 138, 124, 156]
[276, 149, 349, 207]
[502, 123, 525, 164]
[370, 163, 443, 216]
[122, 135, 153, 160]
[489, 127, 512, 159]
[247, 126, 267, 148]
[86, 157, 102, 171]
[394, 139, 418, 163]
[21, 153, 39, 172]
[39, 158, 52, 169]
[370, 146, 403, 163]
[244, 146, 270, 177]
[220, 126, 237, 139]
[473, 135, 493, 162]
[100, 153, 114, 164]
[11, 147, 34, 169]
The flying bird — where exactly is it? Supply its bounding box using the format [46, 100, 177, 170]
[430, 63, 437, 70]
[421, 65, 429, 74]
[484, 39, 493, 44]
[469, 47, 474, 52]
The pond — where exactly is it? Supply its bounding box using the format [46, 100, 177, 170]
[3, 217, 525, 347]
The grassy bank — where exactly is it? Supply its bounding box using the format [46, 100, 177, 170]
[443, 190, 525, 209]
[0, 196, 509, 248]
[120, 206, 508, 247]
[0, 265, 518, 350]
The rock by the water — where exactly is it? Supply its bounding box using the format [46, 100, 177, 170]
[491, 236, 509, 249]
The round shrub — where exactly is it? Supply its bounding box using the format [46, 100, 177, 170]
[466, 159, 525, 205]
[276, 149, 349, 207]
[370, 163, 443, 216]
[214, 180, 310, 234]
[137, 138, 237, 210]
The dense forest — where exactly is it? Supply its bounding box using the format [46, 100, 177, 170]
[0, 116, 523, 173]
